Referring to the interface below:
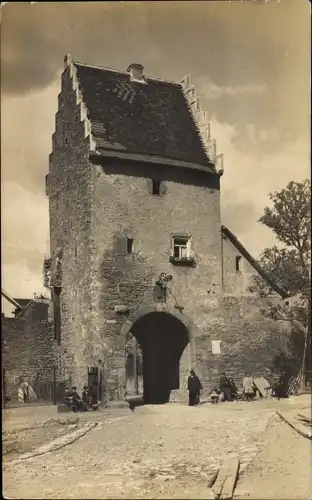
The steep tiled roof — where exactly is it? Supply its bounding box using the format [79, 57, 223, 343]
[74, 62, 214, 170]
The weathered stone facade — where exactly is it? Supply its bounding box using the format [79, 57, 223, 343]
[2, 301, 62, 401]
[45, 58, 299, 402]
[221, 231, 256, 295]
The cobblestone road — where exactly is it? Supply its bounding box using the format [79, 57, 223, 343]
[3, 400, 278, 499]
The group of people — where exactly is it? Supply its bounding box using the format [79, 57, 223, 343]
[187, 370, 257, 406]
[64, 381, 98, 412]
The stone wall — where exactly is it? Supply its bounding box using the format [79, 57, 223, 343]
[2, 302, 61, 401]
[47, 66, 94, 386]
[192, 294, 301, 396]
[86, 157, 222, 397]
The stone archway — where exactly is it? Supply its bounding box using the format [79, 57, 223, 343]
[121, 304, 198, 404]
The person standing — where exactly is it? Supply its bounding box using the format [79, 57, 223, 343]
[187, 369, 202, 406]
[89, 378, 98, 408]
[243, 373, 254, 402]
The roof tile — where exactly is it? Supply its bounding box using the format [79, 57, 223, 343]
[74, 63, 213, 169]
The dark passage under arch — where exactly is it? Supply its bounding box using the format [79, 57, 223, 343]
[130, 311, 189, 404]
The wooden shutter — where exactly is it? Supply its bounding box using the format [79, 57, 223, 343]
[186, 238, 192, 259]
[170, 236, 175, 257]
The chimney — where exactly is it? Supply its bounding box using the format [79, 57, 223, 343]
[126, 63, 146, 84]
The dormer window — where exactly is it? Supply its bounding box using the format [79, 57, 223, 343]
[126, 63, 147, 84]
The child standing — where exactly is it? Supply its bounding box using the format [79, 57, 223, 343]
[243, 373, 254, 402]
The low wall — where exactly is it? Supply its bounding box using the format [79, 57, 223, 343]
[2, 308, 61, 401]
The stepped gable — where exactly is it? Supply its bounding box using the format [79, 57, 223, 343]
[68, 57, 215, 170]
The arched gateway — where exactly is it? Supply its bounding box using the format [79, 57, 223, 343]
[121, 305, 198, 404]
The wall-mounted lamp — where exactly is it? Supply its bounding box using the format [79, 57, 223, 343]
[156, 273, 173, 288]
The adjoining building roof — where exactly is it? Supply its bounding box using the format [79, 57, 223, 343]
[221, 226, 289, 299]
[13, 298, 32, 309]
[73, 61, 215, 171]
[13, 298, 49, 319]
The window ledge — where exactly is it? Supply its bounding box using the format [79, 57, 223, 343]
[169, 256, 196, 267]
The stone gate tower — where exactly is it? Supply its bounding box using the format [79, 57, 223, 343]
[45, 55, 289, 403]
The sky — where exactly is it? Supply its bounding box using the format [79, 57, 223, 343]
[1, 0, 311, 314]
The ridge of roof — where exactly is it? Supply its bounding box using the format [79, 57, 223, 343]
[73, 60, 181, 87]
[221, 225, 289, 299]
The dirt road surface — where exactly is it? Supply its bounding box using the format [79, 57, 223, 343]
[3, 397, 311, 499]
[235, 409, 312, 500]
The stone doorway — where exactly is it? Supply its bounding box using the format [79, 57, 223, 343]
[126, 311, 190, 404]
[125, 335, 144, 397]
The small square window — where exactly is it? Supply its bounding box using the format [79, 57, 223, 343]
[170, 235, 195, 266]
[173, 237, 189, 258]
[127, 238, 134, 254]
[235, 255, 242, 272]
[152, 180, 161, 195]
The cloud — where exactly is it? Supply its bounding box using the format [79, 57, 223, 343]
[1, 0, 310, 303]
[1, 80, 60, 191]
[199, 81, 267, 99]
[1, 106, 309, 307]
[211, 117, 310, 256]
[246, 124, 280, 145]
[1, 182, 49, 315]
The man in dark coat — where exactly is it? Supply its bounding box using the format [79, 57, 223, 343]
[187, 369, 203, 406]
[274, 371, 288, 399]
